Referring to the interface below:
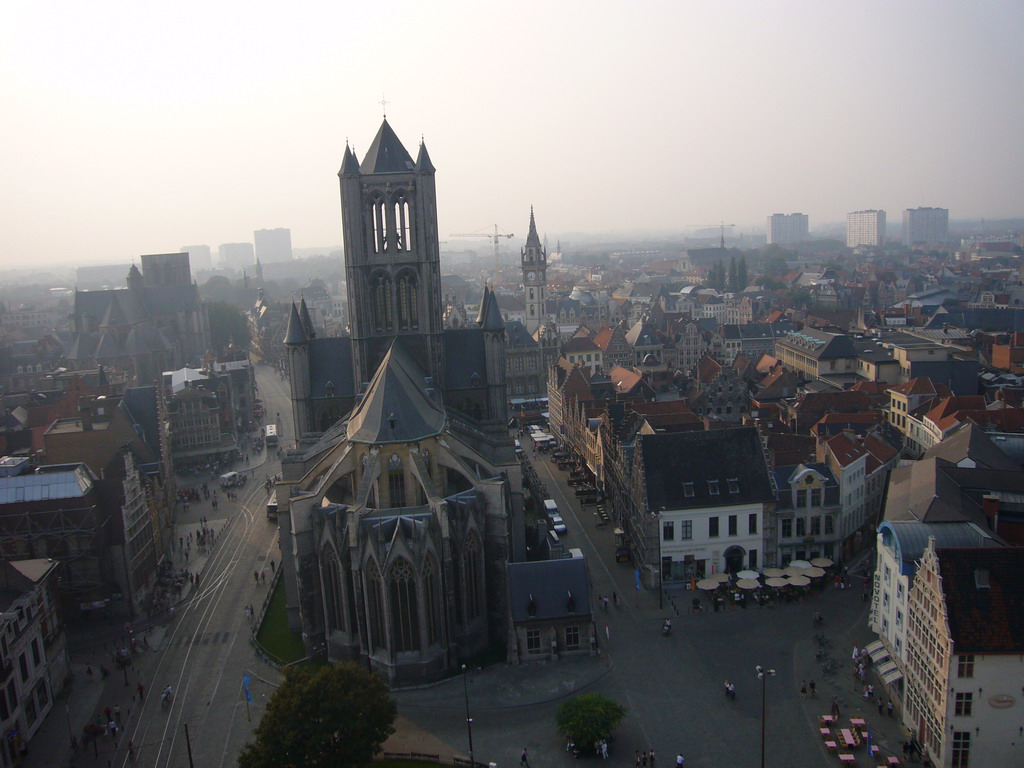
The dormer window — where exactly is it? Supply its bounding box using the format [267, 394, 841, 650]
[708, 480, 720, 496]
[683, 482, 695, 498]
[566, 591, 575, 614]
[727, 478, 739, 494]
[527, 594, 537, 617]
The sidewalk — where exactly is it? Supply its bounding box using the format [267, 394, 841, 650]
[24, 449, 272, 768]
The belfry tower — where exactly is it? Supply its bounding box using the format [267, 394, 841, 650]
[339, 119, 445, 389]
[521, 207, 547, 335]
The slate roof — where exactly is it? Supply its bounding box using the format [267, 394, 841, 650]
[415, 141, 435, 172]
[443, 328, 487, 389]
[360, 119, 415, 174]
[638, 427, 773, 511]
[121, 386, 161, 459]
[938, 547, 1024, 653]
[476, 287, 504, 330]
[284, 303, 308, 345]
[778, 328, 856, 359]
[308, 337, 354, 399]
[525, 206, 541, 248]
[880, 521, 994, 568]
[507, 556, 591, 623]
[346, 340, 446, 444]
[504, 321, 537, 349]
[924, 420, 1019, 470]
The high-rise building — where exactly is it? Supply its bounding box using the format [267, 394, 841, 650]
[846, 210, 886, 248]
[180, 244, 212, 270]
[902, 207, 949, 245]
[254, 228, 292, 263]
[219, 242, 254, 269]
[766, 213, 809, 245]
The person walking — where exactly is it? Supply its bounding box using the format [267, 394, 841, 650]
[261, 570, 266, 584]
[800, 680, 807, 698]
[887, 700, 894, 717]
[270, 560, 276, 573]
[521, 748, 529, 768]
[675, 755, 685, 768]
[113, 704, 121, 723]
[137, 682, 145, 701]
[254, 570, 259, 585]
[809, 680, 817, 698]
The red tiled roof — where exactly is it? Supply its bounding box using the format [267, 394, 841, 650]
[849, 381, 889, 395]
[888, 377, 938, 397]
[592, 326, 614, 351]
[938, 548, 1024, 654]
[823, 433, 868, 467]
[608, 365, 642, 394]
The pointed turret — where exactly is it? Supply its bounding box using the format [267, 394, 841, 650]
[298, 297, 316, 340]
[339, 143, 361, 177]
[476, 286, 504, 331]
[360, 119, 415, 174]
[415, 140, 435, 172]
[525, 205, 541, 247]
[284, 302, 309, 346]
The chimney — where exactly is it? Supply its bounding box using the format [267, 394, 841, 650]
[79, 403, 93, 431]
[981, 493, 1000, 532]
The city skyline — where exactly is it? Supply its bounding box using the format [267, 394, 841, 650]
[2, 1, 1023, 265]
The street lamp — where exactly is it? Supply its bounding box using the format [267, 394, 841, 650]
[461, 664, 475, 768]
[756, 665, 776, 768]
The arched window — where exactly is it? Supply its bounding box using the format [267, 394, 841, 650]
[397, 272, 419, 331]
[369, 194, 387, 253]
[321, 548, 346, 632]
[389, 559, 420, 653]
[365, 561, 385, 651]
[464, 532, 483, 620]
[387, 453, 405, 508]
[423, 556, 442, 646]
[372, 274, 393, 332]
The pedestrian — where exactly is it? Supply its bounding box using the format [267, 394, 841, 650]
[831, 698, 841, 718]
[675, 755, 684, 768]
[887, 700, 894, 717]
[648, 749, 655, 767]
[600, 740, 609, 759]
[800, 680, 807, 698]
[108, 720, 118, 737]
[137, 682, 145, 700]
[809, 680, 817, 698]
[254, 570, 259, 584]
[86, 665, 93, 679]
[261, 570, 266, 584]
[878, 697, 884, 715]
[113, 704, 121, 723]
[641, 751, 648, 768]
[605, 622, 609, 640]
[521, 748, 529, 767]
[612, 591, 617, 605]
[270, 559, 276, 573]
[635, 751, 641, 768]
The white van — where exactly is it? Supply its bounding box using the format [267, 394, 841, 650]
[543, 498, 558, 518]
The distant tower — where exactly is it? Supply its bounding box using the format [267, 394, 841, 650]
[284, 302, 312, 437]
[338, 119, 445, 389]
[521, 207, 547, 335]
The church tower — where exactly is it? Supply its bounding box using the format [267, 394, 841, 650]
[521, 207, 547, 335]
[339, 119, 445, 390]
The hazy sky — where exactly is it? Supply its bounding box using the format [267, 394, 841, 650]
[3, 1, 1023, 266]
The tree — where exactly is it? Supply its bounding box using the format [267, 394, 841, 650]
[207, 301, 251, 354]
[238, 663, 397, 768]
[556, 693, 626, 748]
[727, 255, 737, 292]
[737, 255, 748, 291]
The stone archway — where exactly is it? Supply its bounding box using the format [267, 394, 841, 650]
[724, 545, 746, 575]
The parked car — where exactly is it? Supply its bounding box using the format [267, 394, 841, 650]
[550, 515, 567, 534]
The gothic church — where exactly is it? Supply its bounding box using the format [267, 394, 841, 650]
[277, 119, 520, 684]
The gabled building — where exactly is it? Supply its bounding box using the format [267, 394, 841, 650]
[631, 427, 775, 584]
[773, 463, 842, 564]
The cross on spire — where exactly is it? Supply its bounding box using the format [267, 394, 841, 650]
[381, 94, 388, 119]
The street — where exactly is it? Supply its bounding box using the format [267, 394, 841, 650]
[29, 362, 295, 768]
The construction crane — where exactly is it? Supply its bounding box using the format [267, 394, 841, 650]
[683, 221, 736, 248]
[449, 225, 514, 283]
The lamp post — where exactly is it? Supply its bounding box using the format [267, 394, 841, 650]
[461, 664, 475, 768]
[756, 665, 776, 768]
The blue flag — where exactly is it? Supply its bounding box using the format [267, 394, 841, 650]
[243, 674, 253, 703]
[634, 569, 642, 591]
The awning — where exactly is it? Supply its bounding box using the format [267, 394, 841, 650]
[876, 659, 899, 678]
[880, 665, 904, 686]
[864, 639, 890, 663]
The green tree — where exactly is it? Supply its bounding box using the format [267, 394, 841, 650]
[727, 255, 737, 292]
[239, 664, 396, 768]
[207, 301, 251, 354]
[737, 255, 748, 290]
[556, 693, 626, 748]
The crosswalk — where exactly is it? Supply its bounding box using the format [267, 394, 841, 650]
[165, 631, 232, 648]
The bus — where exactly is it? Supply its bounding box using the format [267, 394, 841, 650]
[266, 491, 278, 520]
[264, 424, 278, 447]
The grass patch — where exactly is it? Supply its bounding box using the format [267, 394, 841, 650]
[255, 578, 307, 665]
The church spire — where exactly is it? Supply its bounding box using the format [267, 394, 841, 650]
[526, 205, 541, 247]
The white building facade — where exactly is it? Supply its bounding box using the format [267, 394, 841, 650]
[766, 213, 809, 245]
[846, 209, 886, 248]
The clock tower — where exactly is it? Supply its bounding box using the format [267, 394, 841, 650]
[521, 207, 547, 335]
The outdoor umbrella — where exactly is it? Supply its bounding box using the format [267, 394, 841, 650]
[765, 577, 789, 587]
[810, 557, 833, 567]
[783, 566, 808, 577]
[736, 578, 760, 590]
[789, 559, 812, 569]
[762, 568, 786, 578]
[804, 566, 826, 578]
[787, 574, 811, 587]
[710, 572, 731, 583]
[736, 569, 760, 580]
[696, 578, 720, 591]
